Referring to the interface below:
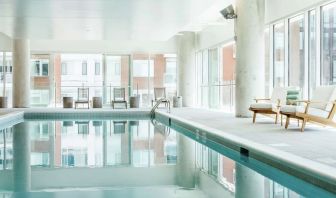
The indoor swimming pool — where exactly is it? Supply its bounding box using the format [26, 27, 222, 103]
[0, 115, 335, 198]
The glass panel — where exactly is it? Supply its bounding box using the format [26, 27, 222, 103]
[321, 3, 336, 85]
[59, 54, 103, 107]
[105, 55, 130, 104]
[274, 22, 285, 87]
[201, 50, 209, 107]
[0, 52, 13, 107]
[132, 54, 151, 107]
[209, 48, 220, 108]
[30, 55, 51, 107]
[289, 15, 305, 92]
[221, 43, 236, 112]
[309, 10, 316, 98]
[265, 28, 270, 97]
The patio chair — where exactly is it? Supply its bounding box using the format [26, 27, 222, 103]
[112, 88, 127, 109]
[151, 87, 169, 107]
[75, 88, 89, 109]
[249, 87, 288, 124]
[280, 86, 336, 132]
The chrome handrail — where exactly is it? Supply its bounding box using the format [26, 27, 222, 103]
[150, 98, 170, 118]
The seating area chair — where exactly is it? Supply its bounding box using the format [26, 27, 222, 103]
[249, 87, 288, 124]
[280, 86, 336, 132]
[75, 88, 89, 109]
[151, 87, 169, 107]
[112, 88, 127, 109]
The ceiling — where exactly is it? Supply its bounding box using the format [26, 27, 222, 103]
[0, 0, 232, 41]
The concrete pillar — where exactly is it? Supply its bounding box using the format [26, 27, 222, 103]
[235, 0, 265, 117]
[176, 133, 195, 188]
[235, 164, 264, 198]
[177, 32, 196, 107]
[12, 39, 31, 108]
[13, 122, 31, 192]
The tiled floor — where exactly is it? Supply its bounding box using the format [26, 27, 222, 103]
[168, 108, 336, 168]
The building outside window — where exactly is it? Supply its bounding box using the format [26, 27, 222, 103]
[31, 59, 49, 76]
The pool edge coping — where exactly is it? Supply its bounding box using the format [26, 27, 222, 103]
[155, 110, 336, 193]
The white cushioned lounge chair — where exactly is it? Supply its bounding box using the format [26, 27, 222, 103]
[280, 86, 336, 132]
[249, 87, 288, 124]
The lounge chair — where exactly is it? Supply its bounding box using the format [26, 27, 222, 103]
[112, 88, 127, 109]
[75, 88, 90, 109]
[151, 87, 169, 107]
[280, 86, 336, 132]
[249, 87, 288, 124]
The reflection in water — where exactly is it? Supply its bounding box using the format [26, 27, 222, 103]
[0, 120, 333, 197]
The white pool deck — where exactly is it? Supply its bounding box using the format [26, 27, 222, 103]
[1, 107, 336, 181]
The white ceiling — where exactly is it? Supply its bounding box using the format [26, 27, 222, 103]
[0, 0, 232, 41]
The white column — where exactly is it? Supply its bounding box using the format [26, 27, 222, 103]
[13, 122, 31, 192]
[176, 134, 195, 188]
[177, 32, 196, 107]
[12, 39, 31, 108]
[235, 0, 265, 117]
[235, 164, 264, 198]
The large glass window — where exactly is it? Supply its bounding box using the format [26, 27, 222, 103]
[208, 48, 220, 108]
[274, 22, 285, 87]
[221, 42, 236, 112]
[265, 28, 270, 97]
[288, 15, 305, 90]
[309, 10, 317, 98]
[321, 3, 336, 85]
[105, 55, 130, 104]
[0, 52, 13, 107]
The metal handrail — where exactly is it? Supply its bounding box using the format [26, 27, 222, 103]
[150, 98, 170, 118]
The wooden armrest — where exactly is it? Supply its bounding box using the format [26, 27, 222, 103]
[254, 98, 271, 103]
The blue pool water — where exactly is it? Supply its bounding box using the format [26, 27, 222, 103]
[0, 118, 335, 198]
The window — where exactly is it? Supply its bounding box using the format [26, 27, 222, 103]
[61, 63, 67, 75]
[82, 62, 87, 75]
[309, 10, 316, 98]
[133, 60, 154, 77]
[288, 15, 305, 90]
[115, 63, 121, 75]
[321, 3, 336, 85]
[31, 59, 49, 76]
[95, 62, 100, 75]
[273, 22, 285, 87]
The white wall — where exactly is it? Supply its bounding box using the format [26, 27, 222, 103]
[196, 22, 234, 51]
[0, 32, 11, 51]
[266, 0, 330, 23]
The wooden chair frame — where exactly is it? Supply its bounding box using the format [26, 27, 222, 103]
[280, 100, 336, 132]
[249, 98, 281, 124]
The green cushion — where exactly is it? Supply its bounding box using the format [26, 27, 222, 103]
[287, 90, 300, 95]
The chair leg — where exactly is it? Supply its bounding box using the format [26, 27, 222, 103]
[297, 119, 300, 127]
[112, 102, 114, 109]
[281, 114, 283, 126]
[285, 116, 290, 129]
[125, 102, 127, 109]
[301, 118, 307, 132]
[252, 112, 256, 123]
[275, 113, 278, 124]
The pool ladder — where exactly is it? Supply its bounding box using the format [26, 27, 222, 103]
[150, 98, 170, 118]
